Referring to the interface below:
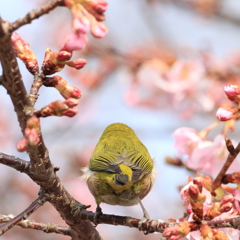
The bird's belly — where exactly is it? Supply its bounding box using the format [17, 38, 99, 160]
[101, 191, 140, 206]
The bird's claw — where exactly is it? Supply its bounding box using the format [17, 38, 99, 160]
[138, 217, 150, 235]
[93, 205, 103, 227]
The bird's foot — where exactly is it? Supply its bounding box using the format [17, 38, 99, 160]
[93, 205, 103, 227]
[138, 216, 150, 235]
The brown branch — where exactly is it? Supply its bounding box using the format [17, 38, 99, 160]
[0, 194, 46, 235]
[29, 73, 45, 105]
[0, 152, 30, 174]
[9, 0, 65, 33]
[222, 171, 240, 184]
[0, 18, 33, 128]
[0, 17, 100, 240]
[0, 214, 71, 236]
[212, 141, 240, 192]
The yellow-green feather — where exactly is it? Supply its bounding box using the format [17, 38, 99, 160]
[89, 123, 153, 183]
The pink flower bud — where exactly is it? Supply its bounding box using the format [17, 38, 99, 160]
[220, 203, 232, 213]
[17, 138, 28, 152]
[224, 85, 240, 102]
[27, 116, 40, 129]
[216, 107, 236, 121]
[41, 47, 65, 75]
[62, 108, 78, 117]
[56, 51, 72, 61]
[66, 58, 87, 69]
[65, 98, 79, 107]
[11, 32, 39, 75]
[193, 178, 203, 192]
[220, 195, 234, 205]
[44, 76, 81, 99]
[188, 185, 199, 200]
[62, 85, 81, 99]
[26, 128, 40, 146]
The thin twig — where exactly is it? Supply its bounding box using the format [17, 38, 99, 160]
[9, 0, 64, 32]
[29, 72, 45, 105]
[0, 152, 30, 174]
[0, 194, 46, 235]
[0, 214, 71, 236]
[212, 141, 240, 192]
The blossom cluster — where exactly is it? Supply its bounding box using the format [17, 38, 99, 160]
[216, 85, 240, 121]
[163, 176, 240, 240]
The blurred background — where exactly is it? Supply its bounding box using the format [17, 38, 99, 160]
[1, 0, 240, 239]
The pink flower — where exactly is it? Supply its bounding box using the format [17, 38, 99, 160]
[216, 107, 236, 121]
[186, 135, 240, 177]
[62, 0, 108, 51]
[172, 127, 202, 157]
[90, 21, 108, 38]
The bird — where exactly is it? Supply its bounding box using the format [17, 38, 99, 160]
[81, 123, 156, 223]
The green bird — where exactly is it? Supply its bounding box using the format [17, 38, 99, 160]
[82, 123, 156, 221]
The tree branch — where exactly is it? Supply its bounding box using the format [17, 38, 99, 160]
[0, 152, 30, 174]
[9, 0, 65, 33]
[0, 214, 71, 236]
[0, 194, 46, 235]
[212, 141, 240, 192]
[0, 17, 101, 240]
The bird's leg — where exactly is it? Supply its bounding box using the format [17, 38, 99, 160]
[138, 199, 150, 234]
[139, 200, 150, 219]
[93, 204, 103, 226]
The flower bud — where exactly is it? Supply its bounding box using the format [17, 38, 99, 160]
[224, 85, 240, 102]
[66, 58, 87, 69]
[17, 138, 28, 152]
[216, 107, 236, 121]
[65, 98, 79, 107]
[62, 108, 78, 117]
[56, 51, 72, 61]
[11, 32, 39, 75]
[27, 116, 40, 129]
[41, 47, 65, 75]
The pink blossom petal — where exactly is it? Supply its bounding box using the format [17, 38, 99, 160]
[172, 127, 201, 157]
[63, 32, 88, 51]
